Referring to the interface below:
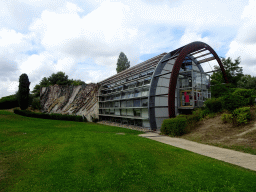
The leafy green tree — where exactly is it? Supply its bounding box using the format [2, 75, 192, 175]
[237, 75, 256, 89]
[116, 52, 130, 73]
[18, 73, 30, 110]
[48, 71, 70, 85]
[211, 57, 243, 87]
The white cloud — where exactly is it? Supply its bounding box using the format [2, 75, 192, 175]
[0, 0, 252, 98]
[226, 0, 256, 76]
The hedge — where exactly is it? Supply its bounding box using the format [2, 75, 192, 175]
[0, 95, 19, 109]
[161, 117, 187, 136]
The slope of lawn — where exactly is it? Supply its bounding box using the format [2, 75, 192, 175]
[1, 110, 256, 192]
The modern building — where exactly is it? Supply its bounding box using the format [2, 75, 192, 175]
[98, 41, 228, 130]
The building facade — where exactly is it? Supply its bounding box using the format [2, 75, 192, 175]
[98, 41, 228, 130]
[40, 41, 228, 131]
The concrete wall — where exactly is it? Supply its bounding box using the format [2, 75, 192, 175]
[40, 83, 100, 122]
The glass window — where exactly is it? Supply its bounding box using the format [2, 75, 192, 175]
[123, 84, 128, 90]
[121, 109, 126, 116]
[141, 88, 149, 96]
[142, 99, 148, 107]
[134, 109, 141, 117]
[115, 101, 120, 107]
[121, 101, 126, 107]
[127, 109, 133, 116]
[110, 109, 114, 114]
[121, 92, 125, 99]
[133, 99, 141, 107]
[134, 90, 141, 97]
[127, 100, 133, 107]
[129, 82, 136, 89]
[144, 77, 151, 85]
[136, 80, 143, 87]
[105, 109, 110, 114]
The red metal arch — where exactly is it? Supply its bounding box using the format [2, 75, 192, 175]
[168, 41, 228, 118]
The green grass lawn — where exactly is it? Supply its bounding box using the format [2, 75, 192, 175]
[1, 110, 256, 192]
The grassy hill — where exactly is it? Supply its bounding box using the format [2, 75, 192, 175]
[1, 110, 256, 191]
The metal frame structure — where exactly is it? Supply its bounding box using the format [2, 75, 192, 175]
[98, 41, 228, 130]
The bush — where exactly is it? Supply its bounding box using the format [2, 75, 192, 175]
[161, 117, 187, 136]
[221, 113, 233, 124]
[232, 88, 256, 106]
[222, 94, 247, 112]
[204, 98, 223, 113]
[232, 107, 251, 125]
[31, 97, 41, 110]
[211, 83, 230, 98]
[13, 109, 87, 122]
[0, 94, 19, 109]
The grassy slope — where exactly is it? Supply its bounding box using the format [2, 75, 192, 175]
[1, 110, 256, 192]
[182, 108, 256, 155]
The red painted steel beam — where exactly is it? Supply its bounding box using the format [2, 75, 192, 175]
[168, 41, 229, 118]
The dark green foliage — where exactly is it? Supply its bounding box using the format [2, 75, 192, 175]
[31, 97, 41, 110]
[205, 98, 223, 113]
[116, 52, 130, 73]
[13, 109, 87, 122]
[18, 73, 30, 110]
[210, 83, 231, 98]
[161, 117, 187, 136]
[0, 94, 19, 109]
[222, 94, 246, 112]
[48, 71, 70, 85]
[232, 107, 251, 125]
[232, 88, 256, 106]
[32, 72, 86, 97]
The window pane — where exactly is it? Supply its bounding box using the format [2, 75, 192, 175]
[142, 99, 148, 107]
[133, 99, 141, 107]
[127, 100, 133, 107]
[134, 109, 141, 117]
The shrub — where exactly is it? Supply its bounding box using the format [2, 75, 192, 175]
[221, 113, 233, 124]
[31, 97, 41, 110]
[222, 94, 247, 112]
[232, 88, 256, 106]
[232, 107, 251, 125]
[161, 117, 187, 136]
[204, 98, 223, 113]
[0, 94, 19, 109]
[211, 83, 230, 98]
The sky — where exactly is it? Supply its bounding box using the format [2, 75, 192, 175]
[0, 0, 256, 98]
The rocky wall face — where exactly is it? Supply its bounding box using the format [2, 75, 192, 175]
[40, 84, 100, 122]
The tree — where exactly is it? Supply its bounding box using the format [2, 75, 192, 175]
[116, 52, 130, 73]
[32, 72, 87, 97]
[18, 73, 30, 110]
[211, 57, 243, 87]
[48, 71, 70, 85]
[70, 79, 86, 86]
[237, 74, 256, 89]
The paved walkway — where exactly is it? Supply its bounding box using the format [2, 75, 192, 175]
[138, 132, 256, 172]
